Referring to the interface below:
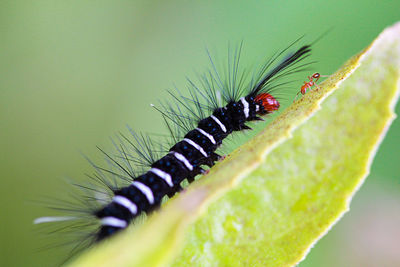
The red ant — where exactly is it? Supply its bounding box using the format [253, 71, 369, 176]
[294, 73, 328, 102]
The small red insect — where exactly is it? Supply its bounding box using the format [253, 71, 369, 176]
[294, 72, 328, 102]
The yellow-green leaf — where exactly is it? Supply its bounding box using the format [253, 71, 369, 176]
[69, 22, 400, 267]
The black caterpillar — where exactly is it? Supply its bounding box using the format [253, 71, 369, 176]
[35, 42, 312, 247]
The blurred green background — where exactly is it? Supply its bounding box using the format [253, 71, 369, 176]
[1, 1, 399, 266]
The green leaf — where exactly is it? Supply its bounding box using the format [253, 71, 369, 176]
[69, 23, 400, 267]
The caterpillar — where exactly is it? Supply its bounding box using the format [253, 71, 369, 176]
[35, 40, 312, 255]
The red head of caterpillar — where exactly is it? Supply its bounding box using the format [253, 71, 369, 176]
[255, 93, 280, 113]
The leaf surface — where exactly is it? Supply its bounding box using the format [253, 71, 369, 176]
[70, 23, 400, 267]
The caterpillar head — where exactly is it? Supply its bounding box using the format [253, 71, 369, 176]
[254, 93, 280, 113]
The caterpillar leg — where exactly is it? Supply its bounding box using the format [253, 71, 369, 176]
[167, 185, 184, 197]
[211, 152, 224, 162]
[241, 125, 252, 130]
[203, 152, 224, 167]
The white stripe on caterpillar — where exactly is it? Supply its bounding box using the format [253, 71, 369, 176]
[183, 138, 208, 157]
[211, 115, 227, 133]
[132, 181, 155, 204]
[112, 195, 138, 215]
[196, 128, 216, 144]
[150, 168, 173, 187]
[240, 97, 249, 118]
[170, 151, 193, 171]
[100, 217, 128, 228]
